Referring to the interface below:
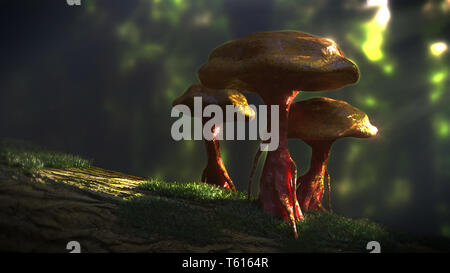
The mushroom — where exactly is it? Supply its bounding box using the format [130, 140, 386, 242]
[172, 83, 255, 191]
[288, 97, 378, 212]
[198, 31, 359, 236]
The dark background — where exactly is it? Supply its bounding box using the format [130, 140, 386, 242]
[1, 0, 449, 236]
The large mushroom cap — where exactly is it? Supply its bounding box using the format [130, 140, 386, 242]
[288, 97, 378, 141]
[172, 82, 255, 120]
[198, 31, 359, 94]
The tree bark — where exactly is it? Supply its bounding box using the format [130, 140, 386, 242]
[0, 165, 279, 252]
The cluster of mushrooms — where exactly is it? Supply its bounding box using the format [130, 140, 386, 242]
[173, 31, 378, 238]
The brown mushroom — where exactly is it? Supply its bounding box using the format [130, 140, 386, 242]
[198, 31, 359, 236]
[288, 97, 378, 211]
[173, 83, 255, 191]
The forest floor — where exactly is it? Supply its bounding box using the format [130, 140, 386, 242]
[1, 139, 450, 253]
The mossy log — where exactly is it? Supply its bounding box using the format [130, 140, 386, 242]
[0, 165, 279, 253]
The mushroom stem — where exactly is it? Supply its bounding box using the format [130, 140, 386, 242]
[202, 125, 236, 191]
[248, 146, 263, 200]
[297, 141, 332, 211]
[258, 91, 303, 236]
[325, 171, 332, 212]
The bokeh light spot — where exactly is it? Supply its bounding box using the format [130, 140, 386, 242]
[431, 71, 448, 84]
[386, 178, 411, 207]
[430, 42, 448, 57]
[364, 96, 378, 108]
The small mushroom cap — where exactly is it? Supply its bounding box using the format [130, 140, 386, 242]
[288, 97, 378, 142]
[172, 82, 255, 120]
[198, 31, 359, 95]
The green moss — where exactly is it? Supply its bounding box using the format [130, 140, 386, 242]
[288, 211, 395, 252]
[120, 178, 411, 252]
[121, 178, 287, 244]
[119, 194, 290, 245]
[118, 196, 223, 244]
[138, 178, 249, 203]
[0, 138, 92, 174]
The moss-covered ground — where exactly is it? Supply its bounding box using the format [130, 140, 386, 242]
[1, 138, 450, 252]
[0, 138, 91, 173]
[121, 178, 449, 252]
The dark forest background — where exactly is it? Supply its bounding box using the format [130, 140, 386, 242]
[1, 0, 449, 236]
